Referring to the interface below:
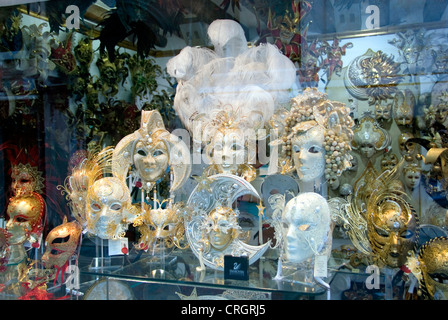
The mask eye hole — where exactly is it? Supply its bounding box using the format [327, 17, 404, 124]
[110, 203, 122, 211]
[308, 146, 320, 153]
[52, 235, 70, 244]
[293, 145, 300, 153]
[91, 203, 101, 211]
[15, 216, 29, 223]
[137, 149, 147, 156]
[152, 149, 164, 157]
[50, 248, 63, 255]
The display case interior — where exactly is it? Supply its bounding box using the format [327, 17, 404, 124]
[0, 0, 448, 300]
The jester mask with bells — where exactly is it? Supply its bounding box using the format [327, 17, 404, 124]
[135, 201, 188, 251]
[112, 110, 191, 195]
[6, 191, 45, 247]
[85, 147, 140, 240]
[42, 217, 82, 283]
[269, 88, 354, 182]
[417, 237, 448, 300]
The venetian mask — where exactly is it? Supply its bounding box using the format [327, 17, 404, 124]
[402, 163, 422, 190]
[271, 88, 354, 182]
[206, 127, 249, 176]
[375, 102, 392, 122]
[42, 218, 82, 269]
[393, 89, 415, 126]
[367, 196, 418, 268]
[113, 110, 191, 193]
[205, 206, 239, 251]
[136, 202, 186, 250]
[328, 176, 340, 190]
[133, 139, 169, 184]
[86, 176, 138, 240]
[352, 115, 390, 159]
[6, 192, 45, 245]
[282, 192, 331, 264]
[10, 163, 44, 196]
[291, 126, 326, 182]
[381, 153, 398, 172]
[418, 237, 448, 300]
[398, 133, 415, 156]
[435, 103, 448, 125]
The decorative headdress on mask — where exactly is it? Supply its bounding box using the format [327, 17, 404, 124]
[351, 114, 391, 159]
[167, 19, 296, 180]
[112, 109, 191, 196]
[135, 200, 189, 251]
[84, 147, 140, 239]
[417, 237, 448, 300]
[269, 88, 354, 180]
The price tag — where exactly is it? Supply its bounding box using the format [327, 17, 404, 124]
[108, 238, 129, 256]
[314, 254, 328, 278]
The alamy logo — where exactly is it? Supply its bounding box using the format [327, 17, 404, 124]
[365, 264, 380, 289]
[365, 5, 380, 29]
[65, 5, 80, 30]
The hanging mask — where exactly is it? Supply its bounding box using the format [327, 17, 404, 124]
[367, 195, 419, 268]
[393, 89, 415, 126]
[136, 202, 187, 251]
[11, 163, 44, 196]
[418, 237, 448, 300]
[375, 101, 393, 122]
[352, 115, 390, 159]
[42, 218, 82, 269]
[381, 153, 398, 172]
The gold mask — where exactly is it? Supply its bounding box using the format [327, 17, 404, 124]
[367, 196, 418, 268]
[136, 202, 187, 250]
[6, 192, 45, 245]
[418, 237, 448, 300]
[42, 218, 82, 269]
[86, 176, 137, 240]
[204, 206, 240, 251]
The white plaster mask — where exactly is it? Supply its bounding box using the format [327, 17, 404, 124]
[86, 177, 136, 239]
[282, 192, 331, 264]
[291, 126, 326, 182]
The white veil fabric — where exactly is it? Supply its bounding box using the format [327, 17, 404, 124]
[166, 19, 297, 143]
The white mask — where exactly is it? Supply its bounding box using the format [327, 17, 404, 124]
[291, 126, 326, 182]
[282, 192, 331, 264]
[86, 177, 137, 239]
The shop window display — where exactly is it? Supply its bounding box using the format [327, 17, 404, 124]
[0, 0, 447, 301]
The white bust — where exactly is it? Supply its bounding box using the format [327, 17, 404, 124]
[282, 192, 331, 264]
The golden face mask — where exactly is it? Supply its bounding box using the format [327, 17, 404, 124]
[367, 196, 418, 268]
[418, 237, 448, 300]
[42, 218, 82, 269]
[6, 192, 45, 245]
[136, 202, 186, 250]
[204, 206, 239, 251]
[11, 163, 44, 196]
